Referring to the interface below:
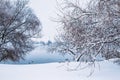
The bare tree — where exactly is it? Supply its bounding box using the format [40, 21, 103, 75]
[0, 0, 42, 62]
[51, 0, 120, 62]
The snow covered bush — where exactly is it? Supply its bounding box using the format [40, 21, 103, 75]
[50, 0, 120, 62]
[0, 0, 42, 62]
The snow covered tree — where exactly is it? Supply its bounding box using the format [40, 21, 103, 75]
[51, 0, 120, 62]
[0, 0, 42, 62]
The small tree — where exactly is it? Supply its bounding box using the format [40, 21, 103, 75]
[0, 0, 42, 62]
[51, 0, 120, 62]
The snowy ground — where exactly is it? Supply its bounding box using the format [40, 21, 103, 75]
[0, 44, 120, 80]
[0, 60, 120, 80]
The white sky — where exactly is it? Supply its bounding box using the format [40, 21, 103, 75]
[29, 0, 58, 42]
[29, 0, 89, 42]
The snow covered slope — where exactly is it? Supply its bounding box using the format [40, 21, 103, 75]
[0, 60, 119, 80]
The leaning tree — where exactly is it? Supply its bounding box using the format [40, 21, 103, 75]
[50, 0, 120, 62]
[0, 0, 42, 62]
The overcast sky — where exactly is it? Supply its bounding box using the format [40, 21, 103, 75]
[29, 0, 89, 42]
[29, 0, 58, 42]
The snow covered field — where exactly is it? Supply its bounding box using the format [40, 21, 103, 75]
[0, 60, 120, 80]
[0, 44, 120, 80]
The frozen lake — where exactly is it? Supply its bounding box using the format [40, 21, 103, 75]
[0, 44, 73, 64]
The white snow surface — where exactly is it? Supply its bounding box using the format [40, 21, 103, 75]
[0, 60, 120, 80]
